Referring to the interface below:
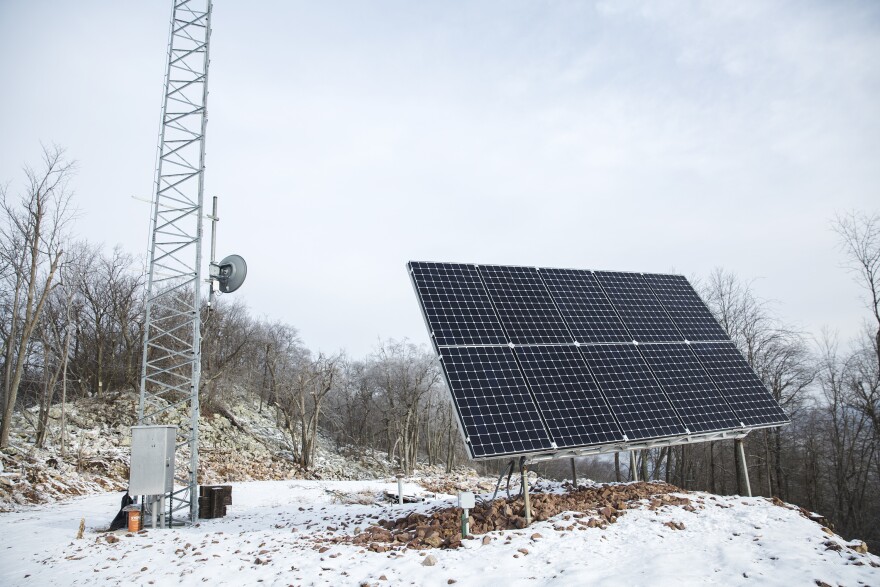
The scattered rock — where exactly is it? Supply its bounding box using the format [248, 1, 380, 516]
[422, 555, 438, 566]
[341, 482, 685, 551]
[424, 535, 443, 548]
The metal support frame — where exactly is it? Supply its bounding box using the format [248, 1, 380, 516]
[735, 438, 752, 497]
[520, 458, 532, 526]
[630, 451, 639, 482]
[515, 427, 751, 465]
[137, 0, 213, 525]
[570, 457, 578, 488]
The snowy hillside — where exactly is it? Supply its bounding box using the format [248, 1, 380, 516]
[0, 392, 455, 511]
[1, 478, 877, 586]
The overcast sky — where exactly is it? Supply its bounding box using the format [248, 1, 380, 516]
[1, 1, 878, 357]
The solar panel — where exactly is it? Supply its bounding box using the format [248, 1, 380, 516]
[638, 343, 740, 433]
[438, 346, 554, 458]
[578, 344, 687, 440]
[539, 268, 631, 344]
[690, 342, 789, 427]
[594, 271, 683, 342]
[478, 265, 573, 345]
[643, 273, 729, 342]
[514, 345, 623, 447]
[408, 261, 507, 347]
[408, 260, 788, 460]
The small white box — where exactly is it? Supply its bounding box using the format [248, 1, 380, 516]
[129, 425, 176, 496]
[458, 491, 475, 509]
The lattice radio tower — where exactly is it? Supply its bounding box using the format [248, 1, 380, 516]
[137, 0, 213, 524]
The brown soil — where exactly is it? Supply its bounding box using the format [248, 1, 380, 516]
[340, 481, 689, 551]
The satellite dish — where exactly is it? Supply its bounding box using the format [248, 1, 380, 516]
[216, 254, 247, 293]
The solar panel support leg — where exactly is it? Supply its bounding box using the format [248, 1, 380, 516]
[570, 458, 578, 488]
[520, 459, 532, 526]
[630, 451, 639, 482]
[735, 439, 752, 497]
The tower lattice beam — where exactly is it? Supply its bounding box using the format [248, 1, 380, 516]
[138, 0, 212, 525]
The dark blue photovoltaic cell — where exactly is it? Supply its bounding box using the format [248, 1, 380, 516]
[643, 274, 730, 342]
[408, 261, 789, 459]
[690, 342, 789, 427]
[639, 343, 740, 433]
[408, 261, 507, 347]
[539, 268, 631, 344]
[578, 344, 686, 440]
[439, 346, 554, 458]
[515, 345, 623, 447]
[594, 272, 683, 342]
[479, 265, 573, 345]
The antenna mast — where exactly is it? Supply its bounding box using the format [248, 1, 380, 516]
[138, 0, 213, 524]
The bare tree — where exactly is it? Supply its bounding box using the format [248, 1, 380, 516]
[369, 340, 441, 475]
[694, 269, 814, 498]
[31, 242, 93, 449]
[0, 146, 75, 448]
[198, 298, 259, 412]
[275, 351, 342, 469]
[325, 359, 378, 454]
[833, 211, 880, 437]
[816, 333, 878, 539]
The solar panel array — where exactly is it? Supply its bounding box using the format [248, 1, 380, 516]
[409, 261, 789, 459]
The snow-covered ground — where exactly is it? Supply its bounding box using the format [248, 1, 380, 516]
[0, 479, 877, 586]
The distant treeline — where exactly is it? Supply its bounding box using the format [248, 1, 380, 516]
[1, 147, 877, 544]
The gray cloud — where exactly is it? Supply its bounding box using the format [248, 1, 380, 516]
[1, 1, 877, 356]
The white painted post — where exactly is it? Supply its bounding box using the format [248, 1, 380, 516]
[458, 492, 475, 537]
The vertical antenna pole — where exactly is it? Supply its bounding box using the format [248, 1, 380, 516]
[208, 195, 218, 308]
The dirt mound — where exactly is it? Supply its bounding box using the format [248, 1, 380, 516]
[345, 481, 689, 551]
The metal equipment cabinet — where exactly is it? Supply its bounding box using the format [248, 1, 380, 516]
[129, 425, 176, 496]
